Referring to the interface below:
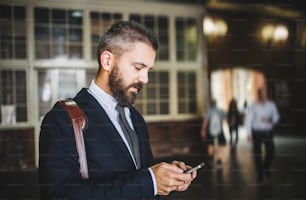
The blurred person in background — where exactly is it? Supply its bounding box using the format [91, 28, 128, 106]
[245, 87, 279, 184]
[227, 98, 241, 150]
[201, 99, 227, 170]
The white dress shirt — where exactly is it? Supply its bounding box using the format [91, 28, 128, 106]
[245, 99, 280, 135]
[87, 80, 157, 195]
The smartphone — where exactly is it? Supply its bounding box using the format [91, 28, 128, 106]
[184, 162, 205, 174]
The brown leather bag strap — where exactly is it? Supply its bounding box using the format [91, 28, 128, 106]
[58, 99, 89, 180]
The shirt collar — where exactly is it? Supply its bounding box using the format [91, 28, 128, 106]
[88, 79, 117, 110]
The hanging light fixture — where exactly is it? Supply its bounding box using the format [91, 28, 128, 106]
[203, 16, 228, 37]
[261, 24, 289, 42]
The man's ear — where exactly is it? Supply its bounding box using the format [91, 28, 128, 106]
[99, 51, 114, 72]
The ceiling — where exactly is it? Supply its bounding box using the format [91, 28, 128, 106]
[151, 0, 306, 18]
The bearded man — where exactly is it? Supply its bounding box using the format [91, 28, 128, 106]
[39, 21, 197, 200]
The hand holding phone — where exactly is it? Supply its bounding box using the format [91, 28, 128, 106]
[185, 162, 205, 174]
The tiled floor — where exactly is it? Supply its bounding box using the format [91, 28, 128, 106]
[160, 131, 306, 200]
[1, 130, 306, 200]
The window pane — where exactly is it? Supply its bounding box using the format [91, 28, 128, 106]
[16, 106, 27, 122]
[144, 15, 154, 31]
[52, 43, 66, 58]
[34, 8, 49, 23]
[58, 70, 79, 99]
[148, 72, 156, 83]
[1, 70, 13, 104]
[52, 27, 66, 41]
[14, 6, 25, 19]
[0, 5, 11, 19]
[114, 13, 122, 20]
[160, 102, 169, 114]
[177, 71, 197, 114]
[135, 102, 143, 113]
[69, 28, 82, 41]
[178, 102, 186, 113]
[35, 26, 49, 40]
[69, 10, 83, 25]
[0, 37, 12, 58]
[158, 16, 169, 60]
[147, 87, 156, 99]
[130, 14, 141, 23]
[186, 18, 197, 61]
[0, 70, 27, 123]
[35, 43, 49, 58]
[52, 9, 66, 24]
[175, 17, 197, 62]
[38, 70, 52, 119]
[160, 87, 169, 98]
[147, 103, 156, 115]
[0, 5, 26, 59]
[69, 44, 82, 59]
[15, 39, 26, 58]
[15, 71, 27, 121]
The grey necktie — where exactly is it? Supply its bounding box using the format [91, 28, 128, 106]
[116, 104, 141, 169]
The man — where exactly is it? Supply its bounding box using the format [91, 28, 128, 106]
[201, 99, 226, 169]
[39, 21, 196, 199]
[245, 87, 279, 183]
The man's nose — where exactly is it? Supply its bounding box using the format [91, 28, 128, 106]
[138, 70, 149, 84]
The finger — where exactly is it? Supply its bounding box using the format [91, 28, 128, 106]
[158, 180, 185, 195]
[163, 162, 184, 173]
[172, 172, 194, 183]
[177, 182, 191, 191]
[154, 162, 184, 173]
[191, 170, 197, 179]
[172, 161, 188, 171]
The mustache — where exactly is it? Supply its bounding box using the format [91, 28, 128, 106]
[129, 82, 143, 91]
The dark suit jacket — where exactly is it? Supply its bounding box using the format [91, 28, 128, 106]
[39, 88, 157, 200]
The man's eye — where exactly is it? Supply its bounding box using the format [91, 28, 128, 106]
[134, 65, 143, 71]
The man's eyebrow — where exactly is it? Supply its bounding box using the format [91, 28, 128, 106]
[134, 62, 153, 69]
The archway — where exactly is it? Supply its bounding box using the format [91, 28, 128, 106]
[210, 67, 265, 112]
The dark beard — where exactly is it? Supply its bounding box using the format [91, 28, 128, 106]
[109, 65, 143, 107]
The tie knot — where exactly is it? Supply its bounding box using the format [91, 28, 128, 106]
[116, 104, 125, 114]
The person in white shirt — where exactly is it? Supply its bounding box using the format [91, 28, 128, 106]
[245, 87, 280, 184]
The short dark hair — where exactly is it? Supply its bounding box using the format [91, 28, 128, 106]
[96, 21, 159, 68]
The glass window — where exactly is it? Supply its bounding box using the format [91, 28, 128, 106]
[34, 7, 83, 59]
[0, 5, 26, 59]
[175, 17, 197, 61]
[37, 69, 94, 120]
[38, 70, 52, 120]
[135, 71, 169, 115]
[177, 71, 197, 114]
[129, 14, 169, 61]
[0, 70, 27, 124]
[90, 11, 122, 60]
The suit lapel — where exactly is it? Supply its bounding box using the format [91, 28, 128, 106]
[76, 89, 135, 167]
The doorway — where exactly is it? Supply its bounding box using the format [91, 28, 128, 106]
[210, 67, 265, 112]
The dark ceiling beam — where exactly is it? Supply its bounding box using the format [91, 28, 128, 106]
[205, 1, 304, 19]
